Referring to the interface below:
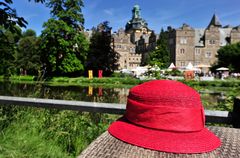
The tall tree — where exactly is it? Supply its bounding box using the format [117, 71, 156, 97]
[46, 0, 84, 30]
[17, 29, 41, 75]
[147, 29, 170, 68]
[87, 21, 119, 76]
[0, 26, 21, 77]
[0, 0, 44, 78]
[0, 0, 44, 34]
[40, 0, 88, 76]
[216, 42, 240, 72]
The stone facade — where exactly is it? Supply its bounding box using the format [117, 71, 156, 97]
[112, 29, 141, 69]
[168, 14, 240, 69]
[113, 5, 155, 70]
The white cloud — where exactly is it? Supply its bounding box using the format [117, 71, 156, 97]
[104, 9, 114, 16]
[23, 14, 38, 20]
[220, 10, 240, 19]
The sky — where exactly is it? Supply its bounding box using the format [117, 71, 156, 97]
[11, 0, 240, 36]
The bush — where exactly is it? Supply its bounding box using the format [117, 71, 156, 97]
[164, 69, 183, 76]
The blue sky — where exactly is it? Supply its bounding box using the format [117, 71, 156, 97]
[12, 0, 240, 35]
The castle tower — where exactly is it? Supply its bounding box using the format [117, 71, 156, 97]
[231, 25, 240, 43]
[204, 14, 222, 65]
[207, 14, 222, 29]
[169, 24, 195, 67]
[125, 5, 151, 43]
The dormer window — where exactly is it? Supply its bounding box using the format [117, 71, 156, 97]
[180, 49, 185, 54]
[205, 51, 212, 58]
[209, 40, 215, 45]
[180, 38, 187, 44]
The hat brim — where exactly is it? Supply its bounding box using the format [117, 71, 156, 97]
[108, 117, 221, 154]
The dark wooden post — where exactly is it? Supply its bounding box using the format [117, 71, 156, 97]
[233, 96, 240, 128]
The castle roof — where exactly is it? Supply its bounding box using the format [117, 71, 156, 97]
[207, 14, 222, 28]
[125, 5, 148, 32]
[233, 25, 240, 30]
[195, 29, 205, 46]
[219, 28, 232, 46]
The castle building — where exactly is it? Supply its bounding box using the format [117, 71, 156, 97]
[168, 14, 240, 69]
[86, 6, 240, 72]
[113, 5, 155, 70]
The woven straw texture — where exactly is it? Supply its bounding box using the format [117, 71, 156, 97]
[79, 126, 240, 158]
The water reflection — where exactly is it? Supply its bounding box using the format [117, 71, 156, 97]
[199, 91, 226, 109]
[0, 81, 227, 108]
[88, 86, 93, 96]
[0, 81, 129, 104]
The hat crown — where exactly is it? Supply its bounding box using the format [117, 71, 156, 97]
[125, 80, 205, 132]
[128, 80, 202, 108]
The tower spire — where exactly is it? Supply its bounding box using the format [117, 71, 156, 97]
[132, 5, 141, 19]
[208, 14, 222, 28]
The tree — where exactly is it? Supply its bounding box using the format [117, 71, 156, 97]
[217, 42, 240, 72]
[0, 0, 44, 34]
[0, 26, 21, 77]
[46, 0, 84, 30]
[22, 29, 36, 37]
[17, 29, 41, 75]
[40, 0, 89, 76]
[0, 0, 44, 78]
[147, 28, 170, 68]
[87, 21, 119, 76]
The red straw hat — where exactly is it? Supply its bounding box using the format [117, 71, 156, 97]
[108, 80, 221, 154]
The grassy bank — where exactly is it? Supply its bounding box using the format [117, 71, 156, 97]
[182, 79, 240, 88]
[2, 75, 240, 88]
[0, 105, 119, 157]
[0, 75, 145, 87]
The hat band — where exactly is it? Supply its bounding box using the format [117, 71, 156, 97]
[125, 99, 205, 132]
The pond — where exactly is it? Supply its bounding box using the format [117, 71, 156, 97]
[0, 81, 234, 110]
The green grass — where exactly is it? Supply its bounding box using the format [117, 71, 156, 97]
[182, 79, 240, 87]
[0, 106, 119, 157]
[50, 77, 144, 85]
[0, 75, 145, 86]
[1, 75, 240, 88]
[0, 125, 71, 158]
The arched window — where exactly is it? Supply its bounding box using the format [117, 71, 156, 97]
[180, 49, 185, 54]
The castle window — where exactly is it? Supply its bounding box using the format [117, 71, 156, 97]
[180, 61, 185, 66]
[195, 49, 201, 55]
[195, 61, 200, 66]
[180, 38, 187, 44]
[209, 40, 215, 45]
[180, 49, 185, 54]
[116, 45, 122, 49]
[130, 48, 135, 52]
[205, 51, 212, 58]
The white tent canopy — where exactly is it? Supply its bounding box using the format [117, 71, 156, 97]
[216, 67, 229, 71]
[185, 62, 201, 72]
[186, 62, 194, 70]
[168, 63, 176, 69]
